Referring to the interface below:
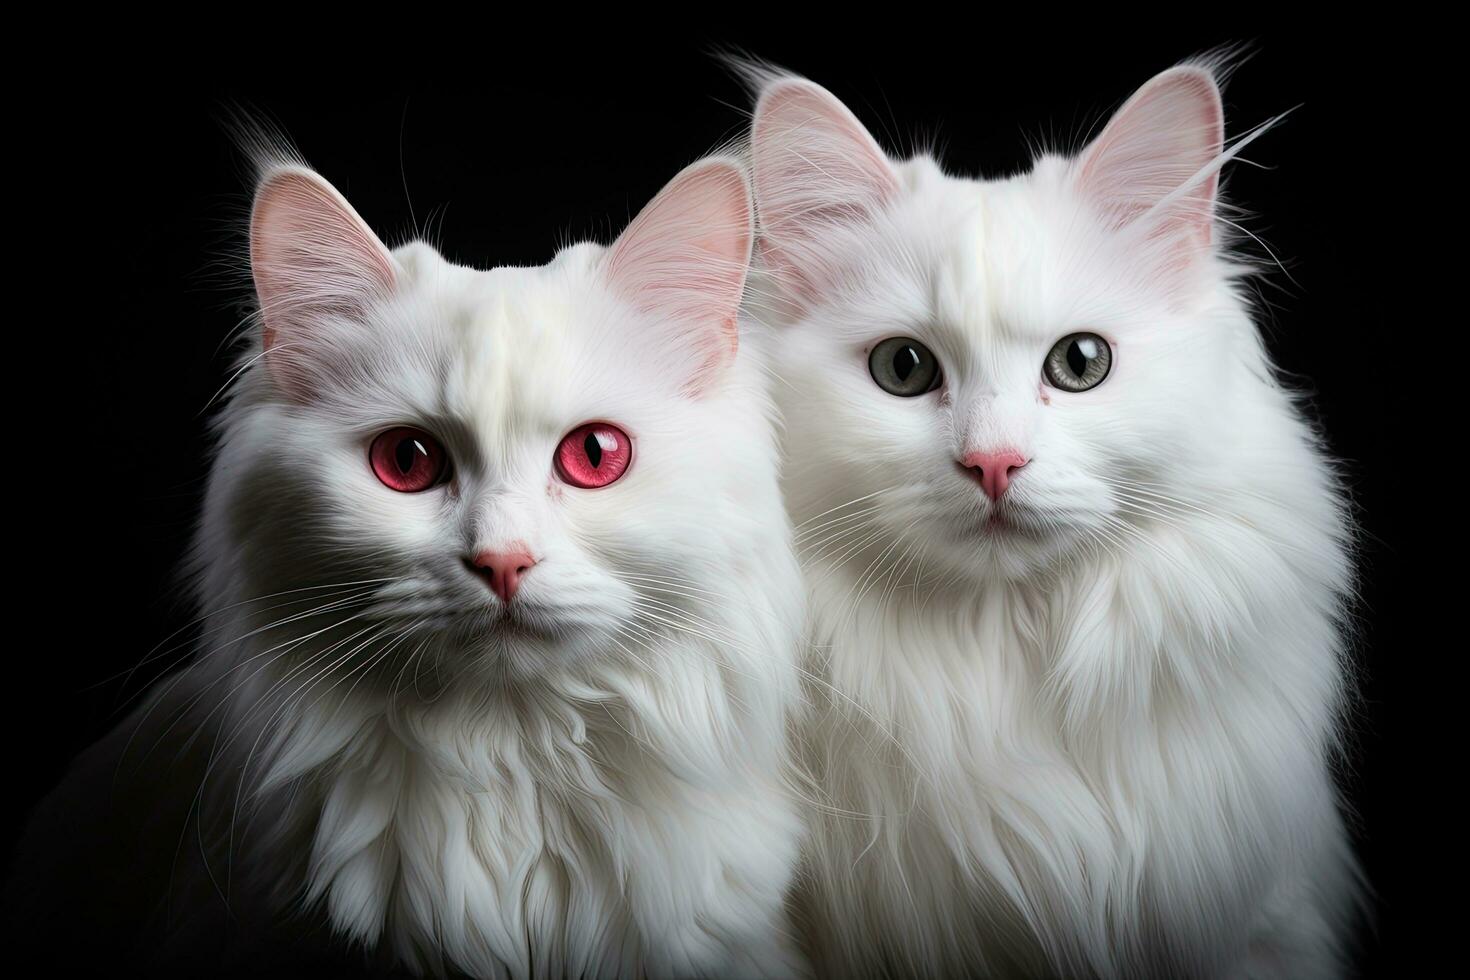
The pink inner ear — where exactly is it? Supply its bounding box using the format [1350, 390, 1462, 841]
[752, 78, 899, 296]
[1077, 67, 1224, 241]
[605, 158, 753, 391]
[250, 167, 397, 356]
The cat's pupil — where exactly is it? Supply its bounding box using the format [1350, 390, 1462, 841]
[893, 346, 919, 382]
[395, 438, 422, 473]
[584, 431, 603, 468]
[1066, 341, 1089, 377]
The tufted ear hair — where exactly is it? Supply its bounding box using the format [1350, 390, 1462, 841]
[250, 165, 398, 397]
[604, 156, 754, 395]
[750, 76, 899, 299]
[1076, 65, 1225, 249]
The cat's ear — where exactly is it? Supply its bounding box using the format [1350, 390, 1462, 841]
[750, 77, 899, 299]
[604, 157, 753, 395]
[250, 165, 398, 395]
[1076, 66, 1224, 247]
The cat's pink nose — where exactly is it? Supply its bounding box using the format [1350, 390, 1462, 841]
[959, 450, 1029, 501]
[468, 550, 537, 604]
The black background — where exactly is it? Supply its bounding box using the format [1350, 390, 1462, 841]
[14, 28, 1405, 975]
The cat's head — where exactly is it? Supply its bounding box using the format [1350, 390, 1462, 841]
[748, 64, 1251, 583]
[205, 154, 778, 686]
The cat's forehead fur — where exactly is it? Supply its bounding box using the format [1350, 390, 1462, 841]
[873, 156, 1178, 366]
[348, 240, 678, 459]
[392, 239, 613, 374]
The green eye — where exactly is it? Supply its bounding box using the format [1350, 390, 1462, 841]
[869, 337, 943, 397]
[1043, 333, 1112, 392]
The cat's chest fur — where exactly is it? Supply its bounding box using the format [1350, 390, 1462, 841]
[230, 672, 804, 980]
[795, 525, 1349, 979]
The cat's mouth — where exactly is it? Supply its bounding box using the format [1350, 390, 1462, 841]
[485, 603, 557, 637]
[981, 511, 1025, 537]
[967, 504, 1046, 539]
[425, 601, 558, 647]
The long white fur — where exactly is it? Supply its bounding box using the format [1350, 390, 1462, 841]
[742, 60, 1361, 978]
[12, 153, 809, 977]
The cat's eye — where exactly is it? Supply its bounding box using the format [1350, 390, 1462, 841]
[1043, 333, 1112, 392]
[869, 337, 943, 397]
[369, 427, 451, 493]
[555, 422, 632, 489]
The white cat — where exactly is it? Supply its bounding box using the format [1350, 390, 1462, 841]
[743, 61, 1360, 978]
[8, 150, 807, 977]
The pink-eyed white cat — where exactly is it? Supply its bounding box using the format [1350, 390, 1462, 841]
[8, 150, 808, 977]
[744, 61, 1360, 978]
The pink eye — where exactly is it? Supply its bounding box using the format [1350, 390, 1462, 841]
[369, 427, 450, 493]
[555, 422, 632, 489]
